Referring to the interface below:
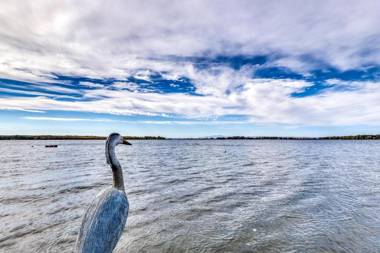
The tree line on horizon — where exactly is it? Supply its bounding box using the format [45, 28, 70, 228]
[0, 134, 379, 140]
[0, 135, 166, 140]
[178, 135, 380, 140]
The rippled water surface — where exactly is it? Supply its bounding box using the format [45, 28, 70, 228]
[0, 140, 380, 253]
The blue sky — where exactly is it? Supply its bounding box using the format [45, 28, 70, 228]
[0, 0, 380, 137]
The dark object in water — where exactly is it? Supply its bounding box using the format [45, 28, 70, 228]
[45, 145, 58, 148]
[75, 133, 132, 253]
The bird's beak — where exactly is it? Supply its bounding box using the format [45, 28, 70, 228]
[122, 139, 132, 145]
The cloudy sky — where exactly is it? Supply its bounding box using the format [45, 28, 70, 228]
[1, 0, 380, 137]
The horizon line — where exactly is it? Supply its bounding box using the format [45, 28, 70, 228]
[1, 134, 380, 140]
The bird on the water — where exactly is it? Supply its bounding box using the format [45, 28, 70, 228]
[75, 133, 131, 253]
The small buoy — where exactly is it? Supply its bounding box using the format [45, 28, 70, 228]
[45, 145, 58, 148]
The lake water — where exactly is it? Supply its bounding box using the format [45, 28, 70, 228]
[0, 140, 379, 253]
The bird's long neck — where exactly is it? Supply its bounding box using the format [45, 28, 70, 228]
[106, 141, 125, 191]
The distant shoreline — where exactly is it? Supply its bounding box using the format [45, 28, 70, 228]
[0, 135, 165, 140]
[0, 135, 379, 140]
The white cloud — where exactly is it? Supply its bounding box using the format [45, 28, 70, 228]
[1, 1, 380, 127]
[111, 82, 139, 91]
[1, 0, 380, 82]
[0, 78, 379, 126]
[22, 116, 248, 125]
[23, 116, 121, 122]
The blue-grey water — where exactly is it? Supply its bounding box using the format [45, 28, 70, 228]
[0, 140, 379, 253]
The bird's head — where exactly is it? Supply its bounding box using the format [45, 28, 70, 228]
[108, 133, 132, 146]
[106, 133, 132, 165]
